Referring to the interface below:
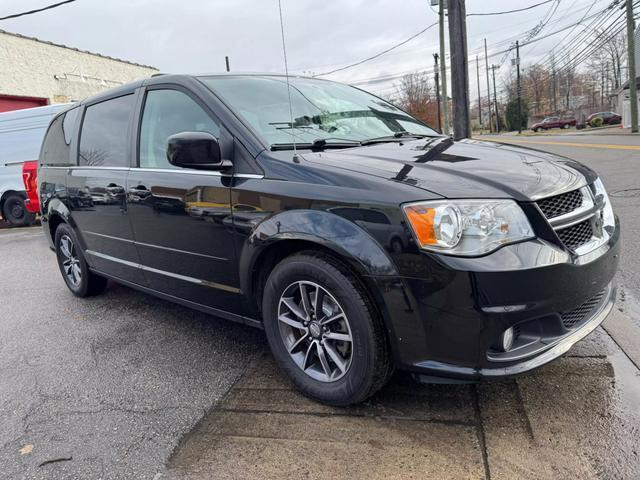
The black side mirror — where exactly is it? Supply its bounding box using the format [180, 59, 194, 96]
[166, 132, 230, 170]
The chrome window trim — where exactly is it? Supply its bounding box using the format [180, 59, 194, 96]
[41, 165, 264, 179]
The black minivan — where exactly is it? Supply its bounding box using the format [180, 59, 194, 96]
[38, 74, 619, 405]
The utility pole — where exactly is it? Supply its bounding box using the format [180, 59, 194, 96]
[626, 0, 638, 132]
[476, 56, 482, 132]
[516, 41, 522, 134]
[438, 0, 450, 135]
[601, 65, 605, 107]
[434, 53, 443, 133]
[491, 65, 500, 133]
[484, 38, 493, 133]
[225, 56, 230, 72]
[448, 0, 471, 139]
[551, 54, 557, 114]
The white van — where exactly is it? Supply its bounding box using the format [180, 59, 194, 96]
[0, 103, 72, 226]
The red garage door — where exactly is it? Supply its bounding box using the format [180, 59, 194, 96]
[0, 94, 49, 113]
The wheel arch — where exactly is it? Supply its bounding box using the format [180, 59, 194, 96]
[42, 198, 84, 249]
[0, 190, 26, 210]
[239, 209, 399, 325]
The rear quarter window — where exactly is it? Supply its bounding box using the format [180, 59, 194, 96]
[40, 114, 74, 166]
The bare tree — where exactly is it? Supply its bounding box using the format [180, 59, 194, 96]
[391, 72, 438, 126]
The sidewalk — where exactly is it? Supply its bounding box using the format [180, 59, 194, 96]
[476, 125, 637, 137]
[163, 311, 640, 480]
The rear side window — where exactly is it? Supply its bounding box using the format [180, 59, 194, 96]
[40, 114, 73, 166]
[79, 94, 134, 167]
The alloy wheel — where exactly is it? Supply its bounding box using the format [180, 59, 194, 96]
[59, 234, 82, 287]
[277, 281, 353, 382]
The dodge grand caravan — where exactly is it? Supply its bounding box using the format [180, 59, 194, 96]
[38, 74, 619, 405]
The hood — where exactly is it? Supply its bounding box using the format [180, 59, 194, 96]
[299, 137, 595, 201]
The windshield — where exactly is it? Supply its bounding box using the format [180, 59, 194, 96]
[200, 75, 439, 148]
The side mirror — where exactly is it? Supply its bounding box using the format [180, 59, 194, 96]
[166, 132, 230, 170]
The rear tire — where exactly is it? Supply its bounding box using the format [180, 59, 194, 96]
[2, 194, 35, 227]
[54, 223, 108, 297]
[563, 123, 570, 129]
[262, 252, 392, 406]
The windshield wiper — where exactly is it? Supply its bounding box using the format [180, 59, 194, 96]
[360, 132, 435, 145]
[271, 138, 361, 151]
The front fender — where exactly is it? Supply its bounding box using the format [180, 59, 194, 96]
[238, 209, 399, 297]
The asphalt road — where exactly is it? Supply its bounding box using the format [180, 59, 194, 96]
[0, 227, 264, 479]
[480, 133, 640, 324]
[1, 132, 639, 479]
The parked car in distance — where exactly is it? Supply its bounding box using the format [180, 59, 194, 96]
[586, 111, 622, 126]
[531, 116, 576, 132]
[39, 74, 619, 406]
[0, 103, 71, 226]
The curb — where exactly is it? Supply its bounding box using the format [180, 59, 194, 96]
[603, 309, 640, 372]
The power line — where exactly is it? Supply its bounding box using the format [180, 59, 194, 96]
[467, 0, 556, 16]
[313, 21, 438, 77]
[0, 0, 78, 21]
[297, 0, 595, 77]
[347, 8, 616, 89]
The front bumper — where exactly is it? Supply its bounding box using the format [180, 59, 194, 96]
[371, 219, 620, 382]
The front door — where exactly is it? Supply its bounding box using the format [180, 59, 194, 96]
[67, 92, 145, 284]
[127, 87, 241, 313]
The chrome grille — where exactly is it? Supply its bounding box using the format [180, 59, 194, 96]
[560, 290, 606, 329]
[556, 219, 594, 251]
[536, 189, 584, 219]
[536, 187, 601, 253]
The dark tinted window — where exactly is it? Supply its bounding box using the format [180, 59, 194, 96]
[139, 89, 220, 169]
[62, 106, 79, 145]
[40, 114, 73, 166]
[79, 94, 133, 166]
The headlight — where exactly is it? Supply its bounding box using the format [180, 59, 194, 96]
[402, 199, 534, 256]
[592, 178, 615, 232]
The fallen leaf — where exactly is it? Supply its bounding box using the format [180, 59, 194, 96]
[19, 444, 33, 455]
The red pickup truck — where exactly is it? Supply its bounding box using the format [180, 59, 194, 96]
[22, 160, 39, 214]
[531, 116, 576, 132]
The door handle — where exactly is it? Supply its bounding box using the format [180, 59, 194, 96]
[128, 185, 152, 200]
[129, 185, 151, 193]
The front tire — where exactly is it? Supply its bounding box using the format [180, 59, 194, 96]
[262, 252, 392, 406]
[2, 194, 35, 227]
[54, 223, 108, 297]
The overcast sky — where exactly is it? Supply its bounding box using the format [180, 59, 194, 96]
[0, 0, 615, 99]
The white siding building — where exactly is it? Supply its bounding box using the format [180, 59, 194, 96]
[0, 29, 157, 112]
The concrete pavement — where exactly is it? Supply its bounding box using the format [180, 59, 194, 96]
[164, 325, 640, 480]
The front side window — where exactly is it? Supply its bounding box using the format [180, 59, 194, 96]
[139, 89, 220, 169]
[201, 76, 437, 148]
[79, 94, 134, 167]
